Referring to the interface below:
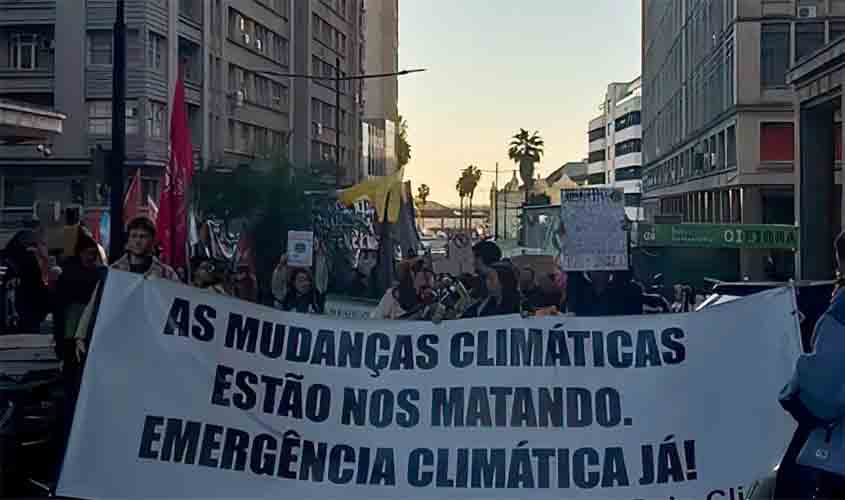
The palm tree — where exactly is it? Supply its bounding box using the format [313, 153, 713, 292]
[461, 165, 482, 232]
[455, 177, 467, 231]
[416, 183, 430, 228]
[508, 129, 545, 190]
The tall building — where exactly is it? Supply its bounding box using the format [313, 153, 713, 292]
[360, 0, 398, 179]
[0, 0, 297, 222]
[587, 77, 643, 221]
[292, 0, 364, 186]
[641, 0, 845, 278]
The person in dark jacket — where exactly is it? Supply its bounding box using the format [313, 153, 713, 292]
[280, 268, 325, 314]
[471, 240, 502, 300]
[463, 262, 521, 318]
[567, 270, 644, 317]
[0, 230, 50, 334]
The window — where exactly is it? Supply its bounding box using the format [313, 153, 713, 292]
[187, 104, 201, 147]
[615, 139, 642, 156]
[761, 24, 789, 87]
[4, 179, 35, 207]
[9, 33, 38, 69]
[588, 127, 605, 142]
[588, 150, 606, 163]
[726, 125, 737, 166]
[146, 101, 166, 138]
[615, 166, 642, 181]
[147, 31, 166, 72]
[271, 82, 287, 109]
[179, 38, 201, 84]
[614, 111, 641, 131]
[796, 22, 825, 62]
[832, 22, 845, 42]
[624, 193, 642, 208]
[87, 30, 112, 65]
[87, 100, 139, 135]
[760, 122, 795, 162]
[587, 173, 606, 185]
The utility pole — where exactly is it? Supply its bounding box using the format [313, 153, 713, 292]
[494, 162, 499, 239]
[335, 57, 342, 188]
[109, 0, 127, 262]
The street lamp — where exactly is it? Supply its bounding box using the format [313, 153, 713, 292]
[253, 65, 426, 188]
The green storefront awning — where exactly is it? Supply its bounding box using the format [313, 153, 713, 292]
[636, 224, 799, 250]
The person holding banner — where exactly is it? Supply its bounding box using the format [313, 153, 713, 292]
[372, 256, 436, 320]
[775, 233, 845, 499]
[462, 262, 522, 318]
[74, 217, 177, 360]
[279, 268, 325, 314]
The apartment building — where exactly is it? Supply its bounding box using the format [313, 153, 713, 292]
[292, 0, 364, 186]
[586, 77, 644, 220]
[360, 0, 398, 179]
[0, 0, 367, 225]
[641, 0, 845, 278]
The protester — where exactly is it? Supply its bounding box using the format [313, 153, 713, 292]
[192, 257, 228, 295]
[52, 227, 103, 472]
[519, 266, 549, 311]
[231, 264, 258, 302]
[371, 256, 436, 319]
[280, 268, 325, 314]
[462, 262, 521, 318]
[567, 270, 644, 316]
[775, 232, 845, 499]
[0, 229, 50, 334]
[75, 216, 177, 359]
[471, 240, 502, 299]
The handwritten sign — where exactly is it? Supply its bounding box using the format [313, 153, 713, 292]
[559, 188, 628, 271]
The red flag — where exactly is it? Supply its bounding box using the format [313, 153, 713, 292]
[157, 77, 194, 268]
[123, 168, 141, 224]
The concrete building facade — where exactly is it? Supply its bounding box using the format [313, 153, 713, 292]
[0, 0, 365, 226]
[641, 0, 845, 278]
[359, 0, 398, 179]
[587, 77, 644, 221]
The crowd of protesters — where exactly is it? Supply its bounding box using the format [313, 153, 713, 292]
[3, 214, 845, 498]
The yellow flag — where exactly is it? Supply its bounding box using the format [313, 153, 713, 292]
[337, 168, 406, 223]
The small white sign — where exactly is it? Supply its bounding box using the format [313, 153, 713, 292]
[286, 230, 314, 267]
[560, 187, 628, 271]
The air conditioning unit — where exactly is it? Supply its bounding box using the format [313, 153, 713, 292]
[255, 39, 263, 52]
[235, 89, 245, 107]
[242, 33, 251, 45]
[797, 5, 818, 18]
[316, 123, 324, 135]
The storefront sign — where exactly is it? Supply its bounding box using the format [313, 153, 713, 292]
[637, 224, 799, 250]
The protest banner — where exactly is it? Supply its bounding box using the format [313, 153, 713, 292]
[287, 230, 315, 267]
[560, 188, 628, 271]
[58, 271, 801, 500]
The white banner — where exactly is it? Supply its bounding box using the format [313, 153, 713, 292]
[58, 271, 802, 500]
[560, 188, 628, 271]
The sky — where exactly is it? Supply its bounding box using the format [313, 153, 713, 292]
[399, 0, 642, 205]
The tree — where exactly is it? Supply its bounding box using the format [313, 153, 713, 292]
[460, 165, 482, 232]
[455, 176, 467, 231]
[416, 183, 430, 227]
[397, 115, 412, 168]
[508, 129, 545, 190]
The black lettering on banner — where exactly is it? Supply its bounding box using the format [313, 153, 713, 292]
[305, 384, 331, 423]
[607, 330, 633, 368]
[635, 330, 662, 368]
[161, 418, 202, 464]
[511, 329, 544, 366]
[595, 388, 622, 428]
[211, 364, 234, 407]
[286, 327, 312, 363]
[220, 428, 250, 471]
[338, 331, 364, 368]
[472, 449, 506, 488]
[233, 370, 259, 410]
[163, 298, 190, 337]
[568, 331, 589, 366]
[261, 375, 284, 414]
[300, 441, 328, 482]
[396, 389, 421, 428]
[416, 334, 439, 369]
[567, 388, 592, 427]
[390, 335, 416, 370]
[328, 444, 355, 484]
[661, 327, 687, 364]
[225, 313, 259, 352]
[251, 434, 277, 476]
[192, 304, 216, 341]
[451, 332, 473, 368]
[591, 331, 605, 367]
[311, 330, 336, 366]
[138, 415, 164, 459]
[364, 333, 390, 376]
[198, 424, 224, 468]
[259, 322, 285, 359]
[545, 330, 571, 365]
[408, 448, 433, 487]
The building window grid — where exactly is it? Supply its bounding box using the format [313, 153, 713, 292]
[9, 33, 39, 70]
[87, 100, 139, 136]
[146, 101, 166, 138]
[87, 30, 113, 65]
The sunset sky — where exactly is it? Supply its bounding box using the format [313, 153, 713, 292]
[399, 0, 642, 204]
